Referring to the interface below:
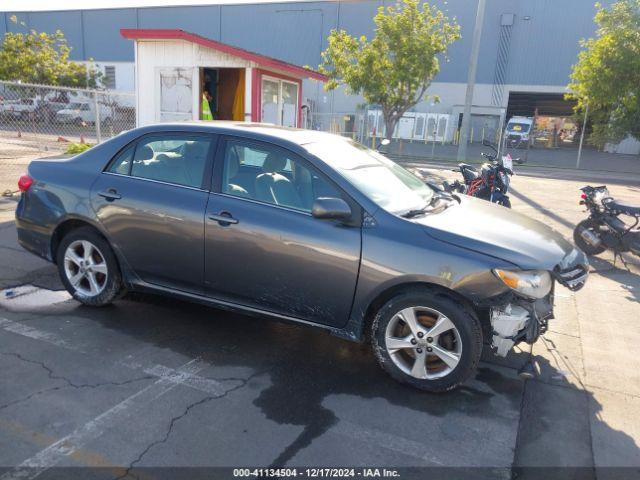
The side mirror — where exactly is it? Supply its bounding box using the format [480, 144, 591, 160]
[312, 197, 352, 221]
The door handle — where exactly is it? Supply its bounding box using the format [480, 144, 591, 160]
[98, 189, 121, 201]
[209, 212, 239, 226]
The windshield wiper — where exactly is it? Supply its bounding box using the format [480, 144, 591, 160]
[401, 207, 429, 218]
[401, 195, 440, 218]
[400, 191, 455, 218]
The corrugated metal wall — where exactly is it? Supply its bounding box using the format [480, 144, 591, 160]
[0, 0, 615, 86]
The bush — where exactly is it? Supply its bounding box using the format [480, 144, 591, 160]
[65, 143, 93, 155]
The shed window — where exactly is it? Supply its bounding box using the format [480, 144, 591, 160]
[103, 66, 116, 90]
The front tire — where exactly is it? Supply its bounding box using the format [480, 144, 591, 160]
[56, 227, 124, 306]
[370, 289, 482, 392]
[573, 219, 607, 255]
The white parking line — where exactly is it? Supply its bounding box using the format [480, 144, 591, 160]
[0, 317, 228, 396]
[0, 359, 206, 480]
[143, 364, 230, 397]
[0, 318, 79, 351]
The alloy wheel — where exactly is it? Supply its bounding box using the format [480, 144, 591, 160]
[63, 240, 108, 297]
[384, 306, 462, 380]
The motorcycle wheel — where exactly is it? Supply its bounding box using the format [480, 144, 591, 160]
[573, 220, 607, 255]
[496, 197, 511, 208]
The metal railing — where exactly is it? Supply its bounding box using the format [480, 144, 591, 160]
[0, 80, 135, 195]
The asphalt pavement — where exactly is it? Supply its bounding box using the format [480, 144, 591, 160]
[0, 166, 639, 479]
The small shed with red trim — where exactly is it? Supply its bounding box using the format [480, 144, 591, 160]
[120, 29, 327, 127]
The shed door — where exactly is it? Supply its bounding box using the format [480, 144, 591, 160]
[158, 67, 193, 122]
[260, 76, 299, 127]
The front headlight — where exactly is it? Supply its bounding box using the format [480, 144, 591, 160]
[493, 269, 552, 299]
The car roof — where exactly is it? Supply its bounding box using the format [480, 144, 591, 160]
[137, 121, 347, 147]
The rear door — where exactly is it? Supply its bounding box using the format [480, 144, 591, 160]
[203, 136, 362, 327]
[91, 132, 215, 293]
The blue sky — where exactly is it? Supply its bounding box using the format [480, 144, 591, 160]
[2, 0, 311, 12]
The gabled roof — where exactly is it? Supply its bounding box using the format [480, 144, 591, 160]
[121, 28, 327, 82]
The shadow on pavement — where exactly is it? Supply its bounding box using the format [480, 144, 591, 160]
[78, 293, 517, 468]
[508, 187, 575, 230]
[46, 290, 637, 472]
[588, 255, 640, 304]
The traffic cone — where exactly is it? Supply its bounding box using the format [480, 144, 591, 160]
[80, 135, 85, 144]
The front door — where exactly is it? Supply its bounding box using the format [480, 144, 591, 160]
[91, 133, 215, 293]
[260, 76, 299, 127]
[204, 137, 361, 327]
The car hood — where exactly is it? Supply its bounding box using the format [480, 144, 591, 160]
[413, 195, 579, 270]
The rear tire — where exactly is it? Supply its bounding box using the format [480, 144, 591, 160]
[573, 220, 607, 255]
[56, 227, 124, 306]
[497, 196, 511, 208]
[370, 289, 482, 392]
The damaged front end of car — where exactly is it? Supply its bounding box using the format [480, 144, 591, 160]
[486, 248, 589, 358]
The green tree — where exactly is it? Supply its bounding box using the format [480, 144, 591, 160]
[568, 0, 640, 148]
[0, 16, 101, 88]
[318, 0, 459, 140]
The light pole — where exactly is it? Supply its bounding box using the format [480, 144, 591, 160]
[576, 102, 589, 169]
[457, 0, 487, 162]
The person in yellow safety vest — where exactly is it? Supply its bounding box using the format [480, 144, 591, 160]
[201, 91, 214, 120]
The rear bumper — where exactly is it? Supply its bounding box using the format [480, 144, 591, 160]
[15, 199, 53, 262]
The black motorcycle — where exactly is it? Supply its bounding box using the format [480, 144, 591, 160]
[443, 140, 518, 208]
[574, 185, 640, 264]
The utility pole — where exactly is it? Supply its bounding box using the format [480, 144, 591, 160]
[457, 0, 487, 162]
[576, 102, 589, 169]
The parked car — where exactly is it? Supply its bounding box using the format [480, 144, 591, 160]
[35, 98, 72, 122]
[0, 98, 39, 120]
[55, 101, 112, 125]
[15, 123, 589, 392]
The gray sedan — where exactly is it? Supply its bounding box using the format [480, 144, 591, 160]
[15, 123, 588, 392]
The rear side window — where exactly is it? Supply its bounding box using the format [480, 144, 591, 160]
[131, 136, 212, 188]
[106, 134, 214, 189]
[108, 146, 134, 175]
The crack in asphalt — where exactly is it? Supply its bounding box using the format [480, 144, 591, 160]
[0, 351, 154, 411]
[114, 370, 266, 480]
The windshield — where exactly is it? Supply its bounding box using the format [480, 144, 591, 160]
[304, 138, 434, 215]
[67, 103, 85, 110]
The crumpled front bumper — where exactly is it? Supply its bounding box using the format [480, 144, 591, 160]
[489, 248, 588, 357]
[552, 247, 589, 291]
[490, 292, 554, 356]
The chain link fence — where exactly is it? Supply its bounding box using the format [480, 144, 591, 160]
[307, 110, 504, 160]
[307, 108, 638, 174]
[2, 82, 636, 196]
[0, 80, 135, 195]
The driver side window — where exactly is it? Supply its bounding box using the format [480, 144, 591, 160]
[221, 139, 341, 213]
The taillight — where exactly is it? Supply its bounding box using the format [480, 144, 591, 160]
[580, 193, 587, 200]
[18, 174, 33, 192]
